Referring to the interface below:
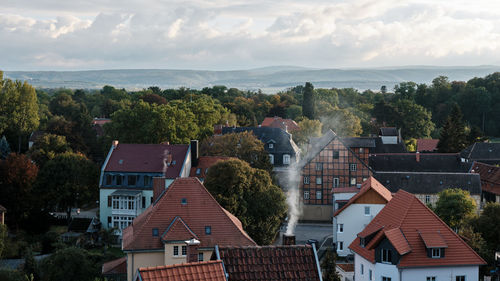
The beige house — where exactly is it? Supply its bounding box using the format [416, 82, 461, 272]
[122, 177, 256, 281]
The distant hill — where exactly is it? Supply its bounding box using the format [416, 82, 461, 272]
[4, 65, 500, 93]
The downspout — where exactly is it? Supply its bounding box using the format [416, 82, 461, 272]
[312, 243, 324, 281]
[399, 268, 402, 281]
[100, 143, 116, 186]
[333, 192, 337, 252]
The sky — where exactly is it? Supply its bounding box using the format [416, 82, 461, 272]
[2, 0, 500, 71]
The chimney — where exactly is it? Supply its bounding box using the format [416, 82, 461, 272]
[282, 234, 296, 246]
[416, 151, 420, 162]
[152, 177, 166, 202]
[185, 238, 201, 263]
[190, 140, 199, 167]
[112, 140, 119, 147]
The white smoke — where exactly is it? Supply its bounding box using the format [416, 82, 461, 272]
[284, 162, 302, 236]
[162, 149, 170, 176]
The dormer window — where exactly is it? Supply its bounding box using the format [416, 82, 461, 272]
[268, 143, 274, 149]
[152, 228, 159, 237]
[360, 238, 366, 247]
[381, 248, 392, 263]
[283, 154, 290, 165]
[431, 248, 441, 258]
[181, 198, 187, 205]
[196, 168, 201, 175]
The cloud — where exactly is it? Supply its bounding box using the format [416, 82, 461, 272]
[1, 0, 500, 70]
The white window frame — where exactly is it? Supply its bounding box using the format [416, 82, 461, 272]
[333, 177, 339, 188]
[456, 276, 465, 281]
[304, 191, 310, 200]
[364, 206, 371, 216]
[427, 277, 436, 281]
[382, 277, 391, 281]
[283, 154, 290, 165]
[268, 143, 274, 149]
[425, 195, 431, 204]
[316, 177, 322, 184]
[315, 163, 323, 171]
[269, 154, 274, 164]
[198, 252, 204, 262]
[350, 177, 356, 186]
[181, 245, 187, 256]
[338, 241, 343, 251]
[173, 245, 179, 256]
[316, 190, 322, 200]
[381, 248, 392, 263]
[112, 196, 138, 211]
[337, 224, 344, 233]
[361, 264, 364, 275]
[350, 163, 357, 171]
[432, 248, 441, 258]
[304, 176, 310, 184]
[112, 215, 134, 230]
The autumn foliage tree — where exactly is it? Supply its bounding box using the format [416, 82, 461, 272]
[204, 159, 287, 245]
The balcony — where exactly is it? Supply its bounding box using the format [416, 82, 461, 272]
[111, 208, 137, 216]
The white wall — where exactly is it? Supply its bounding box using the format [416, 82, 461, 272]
[380, 136, 398, 144]
[374, 261, 399, 281]
[336, 203, 386, 256]
[355, 253, 377, 281]
[99, 189, 153, 230]
[402, 265, 479, 281]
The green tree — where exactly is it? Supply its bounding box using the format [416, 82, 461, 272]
[204, 159, 287, 245]
[293, 118, 323, 147]
[0, 269, 25, 281]
[476, 202, 500, 253]
[35, 152, 99, 224]
[286, 105, 302, 120]
[0, 136, 10, 159]
[0, 153, 39, 229]
[200, 131, 273, 172]
[394, 81, 417, 100]
[322, 108, 362, 137]
[393, 99, 435, 139]
[23, 247, 39, 281]
[437, 104, 468, 153]
[28, 134, 72, 168]
[39, 247, 100, 281]
[302, 82, 315, 120]
[434, 188, 476, 230]
[0, 224, 7, 258]
[322, 248, 341, 281]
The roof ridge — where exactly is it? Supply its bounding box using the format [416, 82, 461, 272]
[139, 260, 222, 271]
[396, 190, 415, 229]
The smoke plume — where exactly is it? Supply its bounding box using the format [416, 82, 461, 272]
[284, 162, 301, 236]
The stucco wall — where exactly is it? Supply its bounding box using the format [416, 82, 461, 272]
[355, 253, 376, 281]
[402, 265, 479, 281]
[336, 203, 385, 256]
[99, 189, 153, 229]
[301, 204, 332, 222]
[127, 251, 164, 281]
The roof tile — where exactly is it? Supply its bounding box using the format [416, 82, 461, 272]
[137, 260, 226, 281]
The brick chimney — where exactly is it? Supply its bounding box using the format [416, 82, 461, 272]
[152, 177, 166, 202]
[112, 140, 119, 147]
[185, 238, 201, 263]
[416, 151, 420, 162]
[283, 234, 296, 246]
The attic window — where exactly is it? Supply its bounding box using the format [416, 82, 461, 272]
[152, 228, 159, 237]
[181, 198, 187, 205]
[172, 160, 176, 165]
[205, 226, 212, 235]
[119, 159, 123, 164]
[269, 143, 274, 149]
[431, 248, 441, 258]
[196, 168, 201, 175]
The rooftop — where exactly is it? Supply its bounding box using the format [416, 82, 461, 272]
[261, 116, 300, 131]
[122, 178, 256, 251]
[369, 153, 472, 173]
[416, 139, 439, 152]
[221, 126, 299, 155]
[136, 260, 227, 281]
[350, 190, 485, 268]
[461, 143, 500, 165]
[471, 161, 500, 195]
[102, 257, 127, 275]
[190, 156, 232, 179]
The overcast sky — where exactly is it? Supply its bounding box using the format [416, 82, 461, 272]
[2, 0, 500, 70]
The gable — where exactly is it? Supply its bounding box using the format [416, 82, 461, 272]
[354, 188, 390, 204]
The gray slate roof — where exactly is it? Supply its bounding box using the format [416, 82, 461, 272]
[374, 172, 481, 195]
[461, 143, 500, 165]
[379, 127, 398, 136]
[369, 153, 472, 173]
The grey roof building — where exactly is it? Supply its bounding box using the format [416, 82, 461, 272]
[461, 143, 500, 165]
[369, 153, 472, 173]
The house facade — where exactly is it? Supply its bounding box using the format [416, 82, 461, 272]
[471, 161, 500, 203]
[122, 177, 256, 281]
[350, 190, 485, 281]
[99, 141, 191, 235]
[333, 177, 392, 257]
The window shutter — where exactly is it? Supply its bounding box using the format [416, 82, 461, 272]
[441, 248, 445, 258]
[108, 196, 112, 207]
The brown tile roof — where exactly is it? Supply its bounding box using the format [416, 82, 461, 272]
[162, 217, 199, 241]
[384, 228, 411, 255]
[334, 177, 392, 217]
[104, 143, 189, 176]
[416, 139, 439, 152]
[261, 117, 300, 131]
[216, 245, 321, 281]
[471, 161, 500, 195]
[190, 156, 232, 179]
[102, 257, 127, 275]
[136, 260, 227, 281]
[92, 118, 111, 126]
[350, 190, 486, 268]
[418, 230, 448, 248]
[122, 178, 256, 251]
[336, 263, 354, 272]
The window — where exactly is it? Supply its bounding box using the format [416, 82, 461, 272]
[382, 277, 391, 281]
[338, 241, 343, 251]
[456, 276, 465, 281]
[269, 154, 274, 164]
[304, 176, 310, 184]
[365, 206, 371, 215]
[332, 150, 339, 159]
[150, 197, 153, 204]
[128, 175, 137, 186]
[425, 195, 431, 204]
[112, 216, 134, 230]
[315, 163, 323, 171]
[112, 196, 136, 211]
[359, 147, 364, 153]
[283, 154, 290, 165]
[152, 228, 158, 236]
[268, 143, 274, 149]
[316, 191, 322, 200]
[115, 175, 122, 185]
[338, 224, 344, 233]
[182, 245, 187, 256]
[106, 175, 112, 185]
[198, 252, 204, 262]
[381, 249, 392, 263]
[316, 177, 322, 184]
[304, 191, 310, 200]
[142, 197, 146, 208]
[432, 248, 441, 258]
[360, 238, 366, 247]
[144, 176, 151, 187]
[181, 198, 187, 205]
[108, 196, 112, 207]
[333, 178, 339, 188]
[205, 226, 212, 235]
[361, 264, 364, 274]
[350, 177, 356, 186]
[107, 216, 112, 225]
[427, 277, 436, 281]
[369, 270, 372, 281]
[173, 246, 179, 256]
[350, 164, 357, 171]
[196, 168, 201, 175]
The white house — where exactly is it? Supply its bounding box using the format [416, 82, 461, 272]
[349, 190, 485, 281]
[333, 177, 392, 257]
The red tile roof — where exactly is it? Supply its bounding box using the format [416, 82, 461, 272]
[216, 245, 321, 281]
[384, 228, 411, 255]
[122, 178, 256, 251]
[337, 263, 354, 272]
[334, 177, 392, 217]
[416, 139, 439, 152]
[104, 143, 189, 176]
[162, 217, 199, 241]
[190, 156, 232, 179]
[102, 257, 127, 275]
[471, 161, 500, 195]
[418, 230, 448, 248]
[261, 117, 300, 131]
[349, 190, 486, 268]
[136, 260, 227, 281]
